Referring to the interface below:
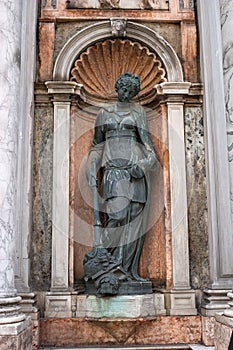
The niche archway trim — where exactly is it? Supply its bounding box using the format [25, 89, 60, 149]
[53, 21, 183, 82]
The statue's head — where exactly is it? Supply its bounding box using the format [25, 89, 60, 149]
[115, 72, 140, 102]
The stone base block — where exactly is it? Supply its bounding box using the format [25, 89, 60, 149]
[32, 316, 40, 350]
[165, 290, 197, 316]
[45, 292, 73, 318]
[214, 313, 233, 350]
[0, 316, 32, 350]
[40, 316, 202, 347]
[76, 293, 166, 318]
[201, 316, 215, 346]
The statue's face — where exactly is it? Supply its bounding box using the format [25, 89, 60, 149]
[117, 81, 137, 102]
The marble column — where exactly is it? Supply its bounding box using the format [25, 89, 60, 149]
[221, 0, 233, 225]
[218, 0, 233, 328]
[0, 1, 32, 347]
[197, 0, 233, 317]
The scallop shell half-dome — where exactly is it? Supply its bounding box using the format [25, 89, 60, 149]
[71, 39, 167, 101]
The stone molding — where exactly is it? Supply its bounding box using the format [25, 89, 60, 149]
[156, 82, 191, 95]
[223, 292, 233, 318]
[0, 297, 25, 325]
[201, 289, 231, 317]
[46, 81, 82, 96]
[0, 316, 31, 336]
[53, 20, 183, 82]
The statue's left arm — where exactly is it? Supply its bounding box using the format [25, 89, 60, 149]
[131, 106, 158, 179]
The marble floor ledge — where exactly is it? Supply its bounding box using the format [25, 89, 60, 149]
[39, 345, 215, 350]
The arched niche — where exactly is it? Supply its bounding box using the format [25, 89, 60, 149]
[53, 20, 183, 82]
[70, 38, 167, 106]
[45, 19, 197, 317]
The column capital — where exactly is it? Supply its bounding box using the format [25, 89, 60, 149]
[45, 80, 83, 95]
[155, 82, 191, 95]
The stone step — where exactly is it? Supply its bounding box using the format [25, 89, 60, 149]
[39, 345, 215, 350]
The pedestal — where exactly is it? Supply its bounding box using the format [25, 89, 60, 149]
[76, 294, 166, 318]
[0, 317, 32, 350]
[19, 293, 40, 349]
[215, 313, 233, 350]
[213, 291, 233, 349]
[44, 292, 166, 318]
[164, 289, 197, 316]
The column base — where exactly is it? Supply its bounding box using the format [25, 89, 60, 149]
[45, 291, 73, 318]
[164, 289, 197, 316]
[19, 292, 40, 350]
[201, 289, 231, 316]
[0, 296, 25, 325]
[0, 316, 32, 350]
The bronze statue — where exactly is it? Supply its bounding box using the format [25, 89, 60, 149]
[84, 73, 158, 295]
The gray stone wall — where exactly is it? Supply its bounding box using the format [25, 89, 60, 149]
[30, 105, 53, 290]
[184, 106, 209, 293]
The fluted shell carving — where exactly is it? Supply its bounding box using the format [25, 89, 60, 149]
[71, 39, 167, 101]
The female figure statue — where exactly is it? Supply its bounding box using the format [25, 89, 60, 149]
[85, 72, 158, 294]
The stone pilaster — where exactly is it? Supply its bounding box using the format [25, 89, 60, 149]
[0, 1, 32, 348]
[44, 81, 82, 317]
[156, 82, 197, 316]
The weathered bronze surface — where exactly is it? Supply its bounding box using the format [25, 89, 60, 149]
[84, 73, 158, 295]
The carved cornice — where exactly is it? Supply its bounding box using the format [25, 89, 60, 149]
[45, 81, 82, 95]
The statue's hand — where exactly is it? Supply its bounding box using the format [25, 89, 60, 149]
[130, 164, 144, 179]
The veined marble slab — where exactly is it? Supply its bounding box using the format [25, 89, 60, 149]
[66, 0, 169, 10]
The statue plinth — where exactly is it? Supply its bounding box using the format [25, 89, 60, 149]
[84, 247, 152, 296]
[85, 280, 152, 296]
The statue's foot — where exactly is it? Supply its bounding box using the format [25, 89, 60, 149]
[131, 274, 149, 282]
